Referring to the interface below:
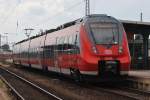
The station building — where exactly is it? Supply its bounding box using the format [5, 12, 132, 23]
[121, 20, 150, 69]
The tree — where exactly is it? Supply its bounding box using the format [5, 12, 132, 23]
[1, 44, 10, 51]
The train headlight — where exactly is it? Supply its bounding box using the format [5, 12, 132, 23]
[119, 46, 123, 53]
[92, 46, 98, 54]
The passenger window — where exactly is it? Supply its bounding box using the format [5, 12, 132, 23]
[69, 35, 73, 45]
[63, 36, 69, 51]
[66, 34, 77, 54]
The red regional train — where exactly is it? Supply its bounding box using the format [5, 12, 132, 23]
[13, 14, 131, 81]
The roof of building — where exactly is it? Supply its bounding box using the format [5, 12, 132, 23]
[120, 20, 150, 26]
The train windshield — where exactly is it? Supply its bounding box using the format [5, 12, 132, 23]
[90, 22, 119, 44]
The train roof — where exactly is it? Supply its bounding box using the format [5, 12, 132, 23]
[14, 14, 124, 45]
[15, 18, 82, 45]
[15, 14, 116, 45]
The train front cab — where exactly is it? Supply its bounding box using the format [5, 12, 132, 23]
[78, 15, 131, 81]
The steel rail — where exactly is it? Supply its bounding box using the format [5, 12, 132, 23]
[0, 75, 25, 100]
[0, 67, 63, 100]
[95, 87, 140, 100]
[116, 85, 150, 96]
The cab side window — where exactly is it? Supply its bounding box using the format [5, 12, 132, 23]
[74, 34, 80, 54]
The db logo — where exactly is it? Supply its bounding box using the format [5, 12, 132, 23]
[105, 50, 112, 54]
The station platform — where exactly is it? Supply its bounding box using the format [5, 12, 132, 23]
[126, 70, 150, 91]
[128, 70, 150, 78]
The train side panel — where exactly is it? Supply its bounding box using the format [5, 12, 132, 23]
[29, 36, 43, 69]
[44, 24, 81, 74]
[12, 15, 131, 81]
[20, 41, 30, 66]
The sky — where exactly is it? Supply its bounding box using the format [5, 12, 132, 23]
[0, 0, 149, 46]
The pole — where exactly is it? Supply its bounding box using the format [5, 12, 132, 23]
[85, 0, 90, 16]
[143, 34, 149, 69]
[0, 34, 1, 52]
[140, 12, 143, 22]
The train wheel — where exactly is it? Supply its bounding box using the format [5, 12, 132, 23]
[42, 66, 48, 72]
[29, 64, 31, 68]
[70, 68, 82, 83]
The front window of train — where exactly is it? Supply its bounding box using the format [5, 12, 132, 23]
[89, 22, 121, 45]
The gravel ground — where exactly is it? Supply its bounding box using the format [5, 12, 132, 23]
[0, 79, 14, 100]
[0, 63, 136, 100]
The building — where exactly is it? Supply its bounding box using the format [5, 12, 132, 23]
[121, 20, 150, 69]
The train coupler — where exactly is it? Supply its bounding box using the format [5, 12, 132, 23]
[98, 60, 120, 77]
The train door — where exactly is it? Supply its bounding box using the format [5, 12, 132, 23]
[74, 34, 80, 69]
[28, 40, 31, 67]
[53, 37, 62, 73]
[68, 34, 78, 69]
[57, 35, 78, 75]
[69, 34, 82, 81]
[37, 40, 42, 68]
[60, 35, 78, 75]
[38, 35, 47, 70]
[39, 47, 44, 69]
[68, 35, 73, 69]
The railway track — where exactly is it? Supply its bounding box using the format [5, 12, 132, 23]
[0, 67, 63, 100]
[89, 82, 150, 100]
[98, 87, 149, 100]
[1, 63, 150, 100]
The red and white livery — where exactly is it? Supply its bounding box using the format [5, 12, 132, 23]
[13, 14, 131, 81]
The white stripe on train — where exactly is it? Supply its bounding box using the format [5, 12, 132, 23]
[15, 62, 129, 76]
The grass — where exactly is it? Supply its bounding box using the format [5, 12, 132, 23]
[0, 79, 14, 100]
[0, 79, 4, 88]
